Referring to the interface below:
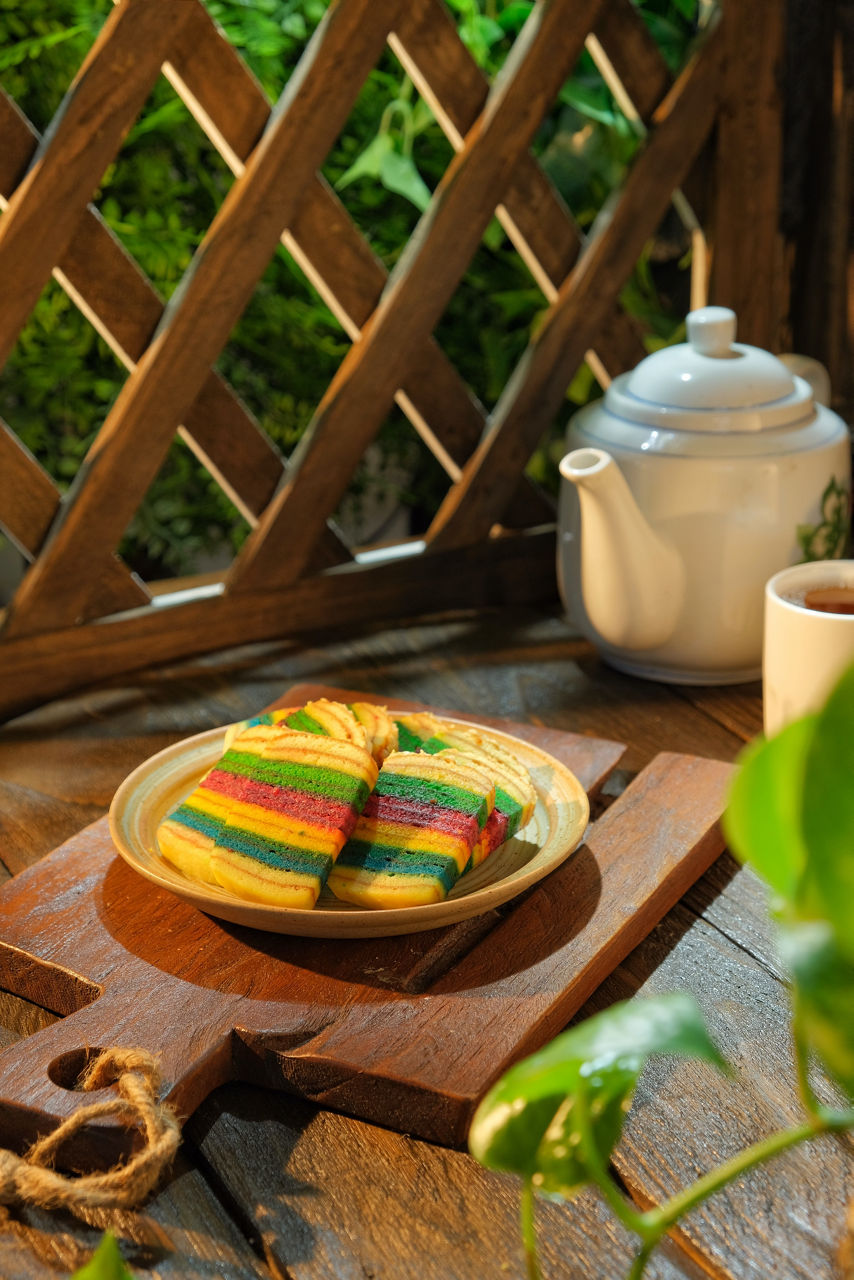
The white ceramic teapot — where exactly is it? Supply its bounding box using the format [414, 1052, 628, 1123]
[558, 306, 852, 684]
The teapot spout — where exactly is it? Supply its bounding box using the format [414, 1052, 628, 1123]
[559, 448, 685, 652]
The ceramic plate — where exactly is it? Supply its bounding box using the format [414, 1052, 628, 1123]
[109, 717, 589, 938]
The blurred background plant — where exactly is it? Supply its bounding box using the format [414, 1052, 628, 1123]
[0, 0, 702, 584]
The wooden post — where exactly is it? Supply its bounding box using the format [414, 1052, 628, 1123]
[711, 0, 786, 349]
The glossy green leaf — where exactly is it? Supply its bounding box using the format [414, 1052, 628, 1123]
[558, 77, 619, 126]
[335, 131, 394, 191]
[722, 715, 815, 906]
[799, 663, 854, 958]
[379, 149, 432, 212]
[778, 921, 854, 1097]
[497, 2, 534, 33]
[71, 1233, 133, 1280]
[469, 994, 725, 1189]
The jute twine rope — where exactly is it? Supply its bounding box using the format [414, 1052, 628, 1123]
[0, 1048, 180, 1216]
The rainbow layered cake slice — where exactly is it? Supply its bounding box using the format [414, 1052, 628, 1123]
[394, 713, 536, 862]
[224, 698, 398, 765]
[157, 707, 377, 909]
[328, 748, 496, 909]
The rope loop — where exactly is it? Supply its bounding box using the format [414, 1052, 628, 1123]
[0, 1047, 180, 1215]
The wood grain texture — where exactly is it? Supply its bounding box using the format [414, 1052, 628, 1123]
[593, 886, 854, 1280]
[591, 0, 673, 122]
[0, 86, 291, 533]
[390, 0, 648, 372]
[0, 0, 192, 375]
[2, 0, 399, 640]
[0, 682, 732, 1165]
[0, 411, 150, 612]
[230, 0, 606, 595]
[0, 604, 836, 1279]
[187, 1084, 704, 1280]
[712, 0, 785, 349]
[0, 421, 62, 556]
[428, 23, 724, 550]
[0, 527, 559, 723]
[165, 2, 550, 520]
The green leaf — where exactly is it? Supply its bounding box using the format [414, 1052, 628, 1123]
[469, 994, 725, 1192]
[497, 2, 534, 33]
[778, 921, 854, 1097]
[670, 0, 699, 21]
[379, 150, 432, 212]
[799, 662, 854, 956]
[71, 1232, 134, 1280]
[722, 716, 815, 906]
[335, 131, 394, 190]
[0, 22, 88, 72]
[558, 77, 619, 126]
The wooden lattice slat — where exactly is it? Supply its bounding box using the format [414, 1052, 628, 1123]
[0, 418, 150, 618]
[163, 6, 549, 519]
[429, 25, 724, 549]
[0, 0, 787, 719]
[591, 0, 673, 122]
[3, 0, 398, 639]
[0, 0, 192, 375]
[231, 0, 606, 594]
[0, 89, 349, 574]
[390, 0, 647, 369]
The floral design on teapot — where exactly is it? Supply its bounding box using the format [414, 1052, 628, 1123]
[797, 476, 851, 562]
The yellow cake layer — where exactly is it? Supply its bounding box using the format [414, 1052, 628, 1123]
[260, 733, 378, 785]
[210, 848, 322, 909]
[349, 702, 398, 763]
[158, 819, 218, 885]
[328, 863, 446, 909]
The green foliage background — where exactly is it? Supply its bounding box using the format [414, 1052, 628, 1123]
[0, 0, 699, 580]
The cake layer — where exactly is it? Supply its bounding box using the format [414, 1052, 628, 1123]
[224, 698, 397, 765]
[393, 714, 536, 863]
[158, 711, 377, 907]
[328, 749, 495, 909]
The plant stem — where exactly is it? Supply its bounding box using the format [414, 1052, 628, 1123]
[520, 1180, 543, 1280]
[574, 1086, 652, 1241]
[641, 1109, 854, 1237]
[792, 1012, 822, 1119]
[626, 1241, 655, 1280]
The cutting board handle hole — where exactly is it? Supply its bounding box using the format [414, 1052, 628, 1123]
[48, 1047, 108, 1092]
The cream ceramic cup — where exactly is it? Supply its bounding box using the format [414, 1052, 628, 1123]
[763, 560, 854, 736]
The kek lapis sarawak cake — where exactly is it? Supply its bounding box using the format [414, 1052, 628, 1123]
[394, 712, 537, 862]
[328, 748, 497, 908]
[157, 702, 378, 908]
[157, 699, 537, 911]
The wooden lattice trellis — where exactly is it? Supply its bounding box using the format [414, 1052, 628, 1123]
[0, 0, 784, 720]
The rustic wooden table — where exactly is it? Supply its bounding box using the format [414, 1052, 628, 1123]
[0, 606, 850, 1279]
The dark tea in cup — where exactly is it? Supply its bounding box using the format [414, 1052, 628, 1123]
[801, 587, 854, 615]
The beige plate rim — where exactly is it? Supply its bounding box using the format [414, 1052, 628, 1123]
[108, 715, 590, 938]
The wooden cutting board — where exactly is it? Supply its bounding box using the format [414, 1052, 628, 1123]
[0, 683, 733, 1168]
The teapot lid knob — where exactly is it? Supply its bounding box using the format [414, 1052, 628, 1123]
[687, 306, 737, 357]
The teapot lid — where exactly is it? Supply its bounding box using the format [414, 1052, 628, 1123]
[605, 307, 815, 432]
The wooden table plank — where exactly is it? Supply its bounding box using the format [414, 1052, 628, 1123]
[588, 891, 854, 1279]
[187, 1085, 705, 1280]
[0, 530, 561, 721]
[0, 607, 844, 1280]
